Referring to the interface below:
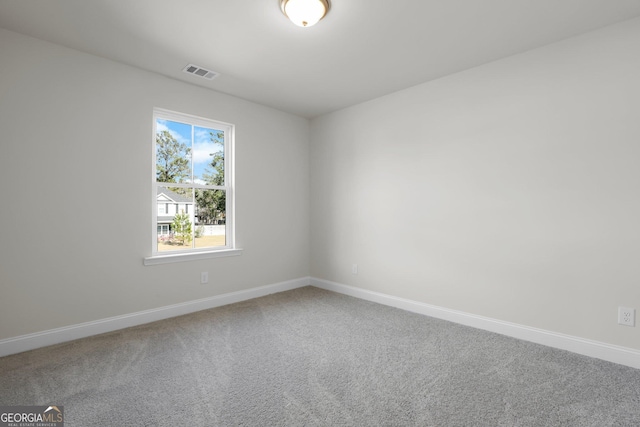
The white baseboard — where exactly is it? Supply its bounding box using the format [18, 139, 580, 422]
[311, 277, 640, 370]
[0, 277, 311, 358]
[4, 276, 638, 370]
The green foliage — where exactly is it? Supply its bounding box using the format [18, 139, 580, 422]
[195, 189, 225, 224]
[203, 130, 225, 185]
[172, 210, 193, 245]
[196, 131, 226, 224]
[203, 152, 224, 185]
[156, 130, 191, 184]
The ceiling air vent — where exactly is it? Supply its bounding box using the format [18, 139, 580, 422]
[182, 64, 219, 80]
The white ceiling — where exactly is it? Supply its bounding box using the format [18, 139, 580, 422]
[2, 0, 640, 118]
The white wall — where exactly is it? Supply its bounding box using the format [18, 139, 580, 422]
[2, 17, 639, 354]
[0, 28, 309, 340]
[310, 18, 640, 350]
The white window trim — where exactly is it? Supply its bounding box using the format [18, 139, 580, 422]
[145, 108, 242, 265]
[144, 248, 242, 266]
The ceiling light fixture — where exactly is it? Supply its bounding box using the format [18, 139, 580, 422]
[279, 0, 330, 27]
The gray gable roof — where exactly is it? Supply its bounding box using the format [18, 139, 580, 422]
[157, 186, 193, 204]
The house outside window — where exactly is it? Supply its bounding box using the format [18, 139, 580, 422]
[151, 108, 235, 257]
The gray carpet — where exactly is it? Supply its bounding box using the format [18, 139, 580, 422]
[1, 286, 639, 426]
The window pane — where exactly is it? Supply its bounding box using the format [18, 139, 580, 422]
[193, 126, 224, 186]
[156, 187, 195, 252]
[194, 189, 226, 248]
[152, 109, 234, 258]
[156, 119, 193, 184]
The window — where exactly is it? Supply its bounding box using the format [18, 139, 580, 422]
[145, 108, 240, 265]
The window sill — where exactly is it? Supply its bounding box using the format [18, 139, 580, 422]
[144, 248, 243, 266]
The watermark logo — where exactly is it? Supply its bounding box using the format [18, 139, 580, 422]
[0, 405, 64, 427]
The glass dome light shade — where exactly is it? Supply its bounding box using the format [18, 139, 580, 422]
[280, 0, 330, 27]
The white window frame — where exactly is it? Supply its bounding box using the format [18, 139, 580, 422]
[144, 108, 242, 265]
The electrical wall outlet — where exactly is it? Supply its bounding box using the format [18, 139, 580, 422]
[352, 264, 358, 275]
[200, 272, 209, 284]
[618, 307, 635, 327]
